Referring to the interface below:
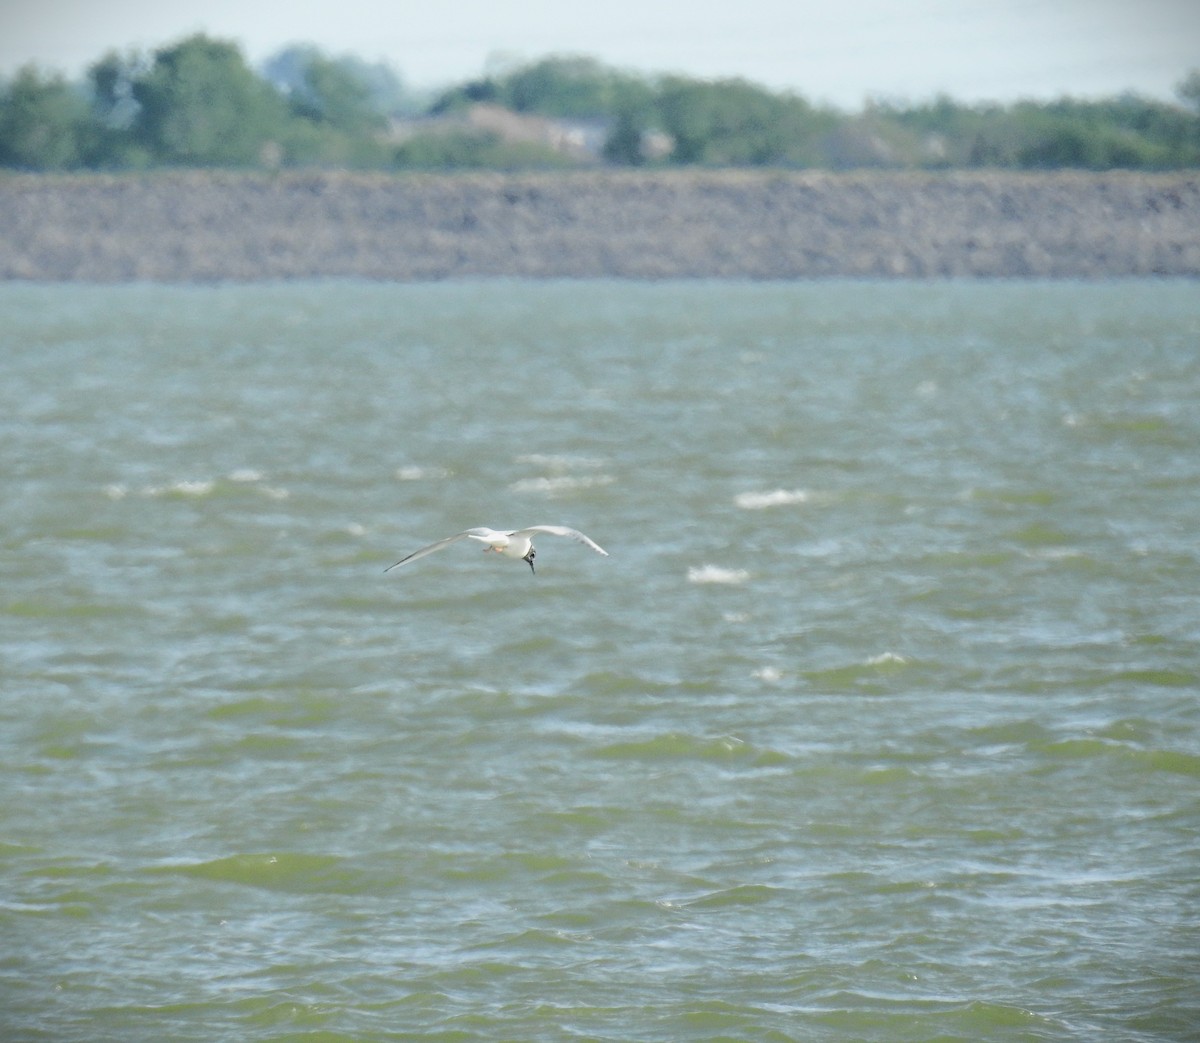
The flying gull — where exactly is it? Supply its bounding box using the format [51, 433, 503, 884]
[385, 526, 608, 574]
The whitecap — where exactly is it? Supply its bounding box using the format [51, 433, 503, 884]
[228, 469, 264, 483]
[510, 474, 614, 495]
[752, 666, 784, 683]
[1023, 546, 1084, 561]
[173, 480, 215, 496]
[867, 652, 909, 666]
[516, 453, 606, 471]
[734, 489, 809, 510]
[687, 564, 750, 585]
[145, 479, 215, 497]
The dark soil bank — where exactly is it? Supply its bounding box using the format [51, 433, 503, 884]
[2, 169, 1197, 281]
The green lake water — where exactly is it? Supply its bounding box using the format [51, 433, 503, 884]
[2, 279, 1198, 1041]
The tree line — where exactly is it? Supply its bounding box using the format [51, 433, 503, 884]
[2, 35, 1198, 172]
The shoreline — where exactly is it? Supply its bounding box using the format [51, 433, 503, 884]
[2, 169, 1198, 282]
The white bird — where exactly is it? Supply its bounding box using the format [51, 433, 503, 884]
[385, 526, 608, 575]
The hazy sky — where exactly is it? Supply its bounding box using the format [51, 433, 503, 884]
[2, 0, 1197, 108]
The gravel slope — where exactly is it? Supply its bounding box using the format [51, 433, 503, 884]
[2, 169, 1197, 281]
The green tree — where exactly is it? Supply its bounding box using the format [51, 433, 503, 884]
[269, 50, 390, 166]
[267, 46, 387, 134]
[656, 76, 831, 165]
[130, 34, 288, 165]
[433, 55, 653, 122]
[501, 55, 630, 116]
[1176, 70, 1200, 112]
[430, 77, 500, 115]
[1010, 98, 1195, 169]
[0, 66, 90, 169]
[85, 50, 154, 167]
[265, 45, 412, 117]
[603, 106, 648, 165]
[89, 50, 141, 126]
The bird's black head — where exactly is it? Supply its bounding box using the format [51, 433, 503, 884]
[523, 548, 536, 574]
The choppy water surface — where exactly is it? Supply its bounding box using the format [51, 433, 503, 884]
[2, 280, 1198, 1042]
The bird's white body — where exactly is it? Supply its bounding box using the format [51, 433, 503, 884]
[385, 526, 608, 574]
[473, 529, 538, 560]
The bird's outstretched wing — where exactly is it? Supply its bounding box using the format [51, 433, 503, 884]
[513, 526, 609, 556]
[384, 529, 488, 572]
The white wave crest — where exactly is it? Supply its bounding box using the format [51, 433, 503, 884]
[516, 453, 606, 471]
[687, 564, 750, 585]
[734, 489, 809, 510]
[510, 474, 614, 495]
[146, 479, 215, 497]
